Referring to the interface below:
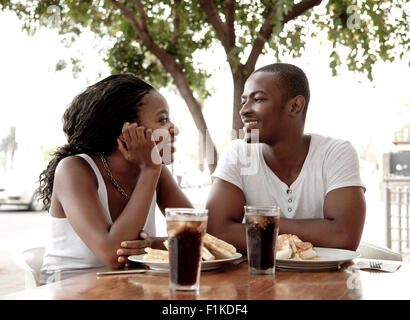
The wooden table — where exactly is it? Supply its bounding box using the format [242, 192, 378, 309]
[2, 259, 408, 300]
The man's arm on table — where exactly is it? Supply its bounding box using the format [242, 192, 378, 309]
[279, 186, 366, 251]
[206, 178, 247, 254]
[206, 178, 366, 252]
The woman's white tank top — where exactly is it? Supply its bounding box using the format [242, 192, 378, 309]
[39, 154, 156, 284]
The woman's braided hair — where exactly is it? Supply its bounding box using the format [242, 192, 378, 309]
[38, 73, 154, 210]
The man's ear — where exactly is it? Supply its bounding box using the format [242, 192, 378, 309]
[289, 95, 306, 117]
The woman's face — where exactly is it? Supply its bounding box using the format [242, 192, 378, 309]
[135, 90, 179, 164]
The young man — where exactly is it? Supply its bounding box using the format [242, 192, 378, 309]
[206, 63, 366, 253]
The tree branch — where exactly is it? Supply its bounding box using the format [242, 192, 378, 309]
[198, 0, 231, 52]
[109, 0, 143, 35]
[110, 0, 159, 55]
[245, 0, 323, 74]
[134, 0, 149, 33]
[223, 0, 235, 48]
[109, 0, 212, 139]
[172, 0, 181, 44]
[282, 0, 323, 24]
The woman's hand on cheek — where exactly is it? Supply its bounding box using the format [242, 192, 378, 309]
[117, 122, 162, 172]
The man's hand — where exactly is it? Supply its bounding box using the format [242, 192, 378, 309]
[117, 231, 151, 268]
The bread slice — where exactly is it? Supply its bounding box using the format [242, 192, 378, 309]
[276, 235, 293, 259]
[297, 247, 317, 260]
[163, 240, 215, 261]
[276, 234, 317, 260]
[143, 247, 169, 261]
[203, 233, 237, 259]
[201, 245, 216, 261]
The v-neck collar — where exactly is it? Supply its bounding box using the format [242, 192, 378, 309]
[260, 134, 315, 191]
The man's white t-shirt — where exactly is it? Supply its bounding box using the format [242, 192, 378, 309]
[211, 134, 365, 219]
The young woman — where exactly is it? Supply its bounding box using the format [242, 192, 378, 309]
[38, 74, 192, 283]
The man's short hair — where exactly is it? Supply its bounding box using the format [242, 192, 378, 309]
[254, 63, 310, 119]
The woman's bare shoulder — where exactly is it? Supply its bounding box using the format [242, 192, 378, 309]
[54, 155, 98, 187]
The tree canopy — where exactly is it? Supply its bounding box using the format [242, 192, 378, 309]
[2, 0, 409, 171]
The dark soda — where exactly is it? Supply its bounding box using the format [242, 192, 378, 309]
[168, 221, 207, 287]
[246, 215, 280, 273]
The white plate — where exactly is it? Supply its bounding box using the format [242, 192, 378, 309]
[128, 252, 243, 271]
[276, 247, 360, 270]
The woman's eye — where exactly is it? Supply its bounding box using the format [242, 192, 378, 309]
[160, 117, 169, 124]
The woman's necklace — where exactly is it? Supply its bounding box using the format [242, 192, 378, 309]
[100, 154, 130, 201]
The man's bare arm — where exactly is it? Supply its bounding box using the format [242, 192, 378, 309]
[206, 178, 247, 253]
[278, 187, 366, 250]
[207, 179, 366, 252]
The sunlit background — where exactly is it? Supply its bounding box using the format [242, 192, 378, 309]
[0, 7, 409, 294]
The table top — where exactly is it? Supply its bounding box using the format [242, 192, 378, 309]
[2, 259, 409, 300]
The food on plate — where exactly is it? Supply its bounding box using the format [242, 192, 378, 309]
[143, 247, 169, 261]
[163, 239, 216, 261]
[142, 234, 236, 262]
[200, 245, 216, 261]
[203, 233, 237, 259]
[276, 234, 317, 260]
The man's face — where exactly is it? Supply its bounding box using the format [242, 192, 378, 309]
[240, 72, 287, 144]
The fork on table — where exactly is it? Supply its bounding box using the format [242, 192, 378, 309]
[369, 261, 382, 270]
[356, 260, 401, 272]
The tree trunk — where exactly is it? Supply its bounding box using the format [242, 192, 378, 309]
[145, 37, 218, 174]
[170, 70, 218, 174]
[231, 71, 248, 135]
[109, 0, 218, 174]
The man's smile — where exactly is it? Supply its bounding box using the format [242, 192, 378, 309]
[242, 118, 259, 131]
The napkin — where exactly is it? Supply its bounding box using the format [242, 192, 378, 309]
[355, 260, 401, 273]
